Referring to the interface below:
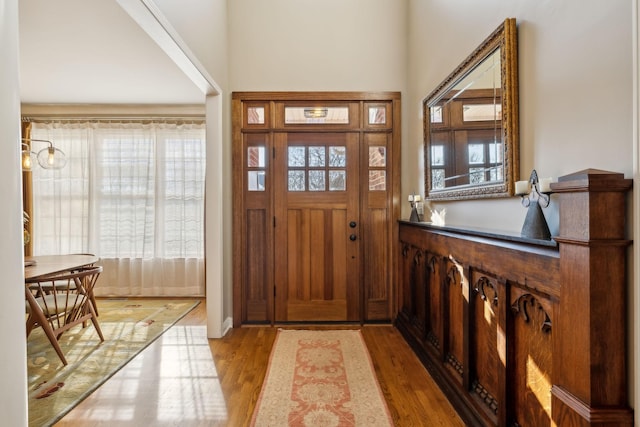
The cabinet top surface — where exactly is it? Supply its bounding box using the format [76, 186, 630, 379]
[399, 220, 559, 249]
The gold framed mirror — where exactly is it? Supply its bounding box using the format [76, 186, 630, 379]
[423, 18, 519, 200]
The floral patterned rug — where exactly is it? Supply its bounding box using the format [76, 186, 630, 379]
[251, 329, 394, 426]
[27, 298, 199, 427]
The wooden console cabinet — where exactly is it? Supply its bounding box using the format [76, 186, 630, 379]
[395, 169, 633, 426]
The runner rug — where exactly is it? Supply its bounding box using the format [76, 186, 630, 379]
[27, 298, 199, 427]
[251, 329, 394, 427]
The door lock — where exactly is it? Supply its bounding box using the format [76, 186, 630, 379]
[349, 221, 357, 228]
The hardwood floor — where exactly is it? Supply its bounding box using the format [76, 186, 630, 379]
[55, 299, 464, 426]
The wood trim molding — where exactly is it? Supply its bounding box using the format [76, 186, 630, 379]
[551, 385, 634, 424]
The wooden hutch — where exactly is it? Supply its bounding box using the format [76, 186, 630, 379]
[395, 169, 634, 426]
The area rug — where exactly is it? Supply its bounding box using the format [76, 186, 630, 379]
[27, 298, 200, 427]
[251, 329, 394, 427]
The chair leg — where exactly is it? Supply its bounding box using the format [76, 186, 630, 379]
[36, 312, 68, 365]
[86, 302, 104, 342]
[90, 293, 99, 316]
[25, 295, 68, 365]
[46, 332, 68, 366]
[25, 314, 36, 337]
[82, 293, 99, 328]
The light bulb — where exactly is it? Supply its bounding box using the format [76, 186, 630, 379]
[48, 147, 55, 166]
[22, 153, 32, 170]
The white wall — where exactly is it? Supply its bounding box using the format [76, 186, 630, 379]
[154, 0, 229, 90]
[227, 0, 408, 92]
[20, 0, 203, 104]
[1, 0, 30, 425]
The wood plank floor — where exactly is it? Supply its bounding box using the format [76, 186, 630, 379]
[55, 299, 464, 426]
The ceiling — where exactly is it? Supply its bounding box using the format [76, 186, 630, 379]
[19, 0, 205, 105]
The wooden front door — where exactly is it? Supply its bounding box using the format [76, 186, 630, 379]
[232, 92, 400, 326]
[273, 132, 360, 321]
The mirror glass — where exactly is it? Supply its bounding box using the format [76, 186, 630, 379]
[424, 18, 519, 200]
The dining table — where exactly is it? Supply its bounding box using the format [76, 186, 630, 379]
[24, 254, 99, 280]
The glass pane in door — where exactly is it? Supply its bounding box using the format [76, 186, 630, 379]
[329, 170, 346, 191]
[328, 146, 346, 167]
[369, 146, 386, 167]
[288, 170, 305, 191]
[308, 170, 326, 191]
[288, 146, 306, 167]
[369, 171, 386, 191]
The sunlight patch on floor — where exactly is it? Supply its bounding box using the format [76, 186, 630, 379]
[57, 325, 228, 426]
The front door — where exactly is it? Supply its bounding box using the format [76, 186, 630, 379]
[232, 92, 400, 326]
[273, 132, 360, 322]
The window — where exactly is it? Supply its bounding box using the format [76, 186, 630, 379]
[284, 107, 349, 124]
[247, 146, 266, 191]
[29, 120, 206, 296]
[368, 146, 386, 191]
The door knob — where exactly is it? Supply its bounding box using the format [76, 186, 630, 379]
[349, 221, 357, 228]
[349, 234, 357, 241]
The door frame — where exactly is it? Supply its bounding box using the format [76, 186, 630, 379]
[232, 92, 401, 326]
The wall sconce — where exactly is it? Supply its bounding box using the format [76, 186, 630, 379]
[21, 138, 67, 171]
[515, 169, 553, 240]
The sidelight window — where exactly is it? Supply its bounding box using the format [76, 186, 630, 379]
[248, 146, 266, 191]
[368, 146, 386, 191]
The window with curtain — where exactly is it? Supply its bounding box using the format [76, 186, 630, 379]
[29, 120, 206, 296]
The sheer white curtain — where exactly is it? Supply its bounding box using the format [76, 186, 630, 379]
[30, 120, 206, 296]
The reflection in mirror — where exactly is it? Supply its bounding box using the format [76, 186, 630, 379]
[424, 18, 519, 200]
[463, 104, 502, 122]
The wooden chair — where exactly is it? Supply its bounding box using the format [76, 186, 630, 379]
[25, 266, 104, 366]
[28, 254, 100, 316]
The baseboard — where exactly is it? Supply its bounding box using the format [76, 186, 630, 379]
[394, 320, 488, 427]
[221, 316, 233, 336]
